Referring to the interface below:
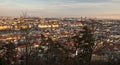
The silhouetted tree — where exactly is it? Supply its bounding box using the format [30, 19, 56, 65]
[71, 25, 95, 65]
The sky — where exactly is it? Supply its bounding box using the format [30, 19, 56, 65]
[0, 0, 120, 19]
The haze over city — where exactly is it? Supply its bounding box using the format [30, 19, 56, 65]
[0, 0, 120, 19]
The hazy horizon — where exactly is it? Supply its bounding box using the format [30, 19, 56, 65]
[0, 0, 120, 19]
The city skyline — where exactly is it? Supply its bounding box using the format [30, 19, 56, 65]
[0, 0, 120, 19]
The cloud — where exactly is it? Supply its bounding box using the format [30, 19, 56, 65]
[0, 0, 120, 18]
[62, 0, 110, 3]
